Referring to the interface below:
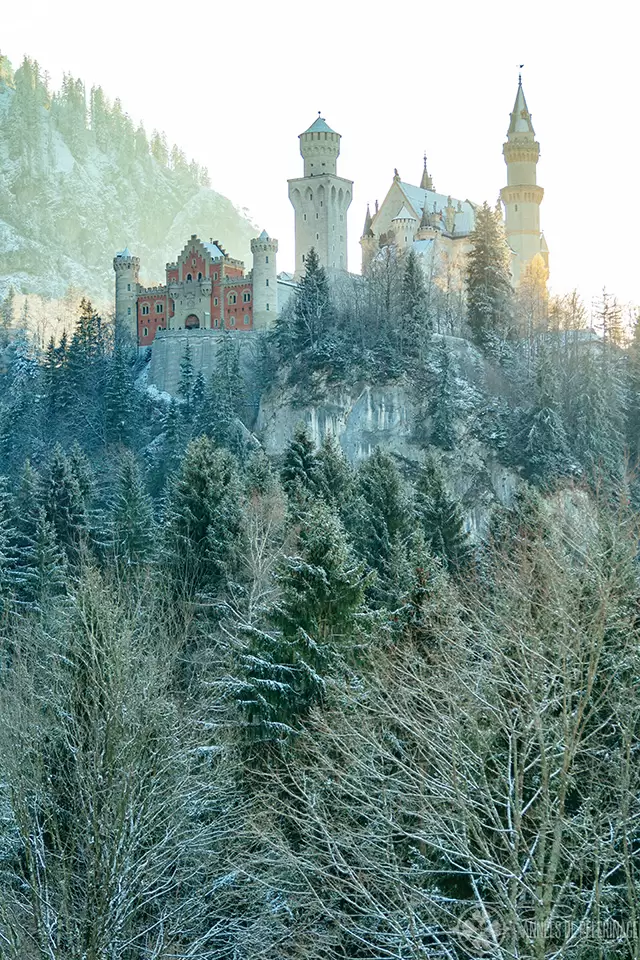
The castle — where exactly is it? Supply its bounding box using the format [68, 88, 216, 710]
[360, 75, 547, 286]
[115, 76, 546, 348]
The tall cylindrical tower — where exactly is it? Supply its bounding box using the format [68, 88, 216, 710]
[113, 248, 140, 341]
[500, 77, 545, 285]
[250, 230, 278, 331]
[392, 204, 418, 252]
[288, 115, 353, 278]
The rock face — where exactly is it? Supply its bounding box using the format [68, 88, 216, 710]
[256, 337, 519, 540]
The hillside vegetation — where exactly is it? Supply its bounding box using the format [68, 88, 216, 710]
[0, 53, 256, 300]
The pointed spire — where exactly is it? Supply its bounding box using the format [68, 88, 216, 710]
[507, 75, 535, 138]
[362, 203, 373, 238]
[420, 203, 430, 230]
[420, 152, 434, 191]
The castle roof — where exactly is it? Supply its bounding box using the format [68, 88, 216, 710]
[392, 203, 417, 222]
[507, 77, 535, 136]
[258, 229, 270, 240]
[303, 115, 336, 135]
[117, 247, 133, 258]
[202, 240, 225, 259]
[398, 181, 475, 235]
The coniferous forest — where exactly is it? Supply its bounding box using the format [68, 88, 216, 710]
[1, 52, 640, 960]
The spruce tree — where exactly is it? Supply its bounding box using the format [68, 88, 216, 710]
[466, 202, 513, 348]
[178, 339, 194, 414]
[105, 345, 135, 446]
[315, 431, 353, 506]
[43, 445, 88, 565]
[235, 500, 368, 744]
[516, 345, 575, 487]
[289, 247, 334, 355]
[281, 424, 322, 503]
[18, 507, 67, 609]
[112, 451, 156, 568]
[0, 480, 18, 613]
[415, 453, 470, 572]
[164, 436, 244, 596]
[401, 249, 430, 358]
[430, 340, 457, 450]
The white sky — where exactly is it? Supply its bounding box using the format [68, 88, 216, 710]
[2, 0, 638, 307]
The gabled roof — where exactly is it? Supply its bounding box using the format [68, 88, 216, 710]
[303, 115, 336, 135]
[507, 78, 535, 136]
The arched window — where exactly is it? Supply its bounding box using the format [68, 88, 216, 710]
[186, 273, 192, 282]
[143, 326, 148, 338]
[243, 291, 251, 303]
[141, 304, 150, 315]
[198, 272, 202, 281]
[228, 292, 237, 305]
[230, 316, 236, 326]
[244, 315, 250, 325]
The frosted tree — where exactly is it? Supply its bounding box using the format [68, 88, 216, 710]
[466, 201, 514, 348]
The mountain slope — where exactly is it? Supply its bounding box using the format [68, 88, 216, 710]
[0, 56, 256, 301]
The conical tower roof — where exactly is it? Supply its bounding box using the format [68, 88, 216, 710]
[362, 203, 373, 238]
[507, 76, 535, 137]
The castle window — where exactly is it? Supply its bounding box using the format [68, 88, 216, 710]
[192, 258, 197, 266]
[320, 201, 323, 207]
[198, 272, 202, 281]
[127, 283, 131, 291]
[244, 315, 250, 325]
[265, 279, 269, 287]
[515, 204, 518, 211]
[303, 214, 307, 221]
[187, 273, 192, 282]
[230, 316, 236, 326]
[228, 293, 237, 305]
[127, 307, 131, 315]
[316, 213, 319, 220]
[142, 304, 150, 315]
[213, 272, 218, 280]
[265, 256, 269, 264]
[266, 303, 270, 311]
[316, 234, 319, 240]
[243, 291, 251, 302]
[143, 326, 148, 337]
[156, 303, 164, 313]
[214, 297, 218, 306]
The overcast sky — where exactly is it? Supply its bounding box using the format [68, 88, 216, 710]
[2, 0, 637, 308]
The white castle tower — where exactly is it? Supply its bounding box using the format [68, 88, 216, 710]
[250, 230, 279, 330]
[288, 115, 353, 278]
[113, 248, 140, 339]
[500, 76, 546, 284]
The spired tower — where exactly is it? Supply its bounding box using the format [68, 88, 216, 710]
[500, 76, 545, 285]
[250, 230, 279, 330]
[113, 248, 140, 340]
[288, 115, 353, 278]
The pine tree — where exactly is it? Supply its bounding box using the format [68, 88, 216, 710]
[353, 449, 414, 597]
[43, 446, 88, 565]
[430, 340, 458, 450]
[234, 500, 368, 744]
[112, 451, 156, 568]
[466, 202, 514, 348]
[178, 339, 194, 414]
[415, 453, 471, 572]
[105, 345, 135, 445]
[17, 507, 67, 609]
[516, 345, 575, 486]
[0, 480, 18, 613]
[289, 247, 334, 355]
[281, 424, 321, 501]
[164, 436, 244, 596]
[315, 431, 353, 506]
[401, 249, 430, 358]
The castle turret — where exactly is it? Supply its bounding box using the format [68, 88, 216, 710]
[251, 230, 278, 330]
[500, 75, 545, 285]
[360, 203, 377, 273]
[288, 115, 353, 278]
[392, 204, 418, 252]
[113, 247, 140, 341]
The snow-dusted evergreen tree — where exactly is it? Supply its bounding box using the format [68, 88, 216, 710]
[281, 424, 321, 502]
[234, 499, 368, 745]
[0, 480, 17, 613]
[466, 201, 513, 348]
[104, 344, 135, 445]
[430, 340, 458, 450]
[43, 445, 88, 566]
[315, 431, 353, 506]
[287, 246, 334, 356]
[164, 436, 244, 596]
[178, 339, 194, 413]
[517, 344, 575, 486]
[17, 507, 67, 610]
[400, 249, 430, 357]
[415, 453, 470, 572]
[112, 451, 156, 568]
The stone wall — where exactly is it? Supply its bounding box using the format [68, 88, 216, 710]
[147, 328, 263, 400]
